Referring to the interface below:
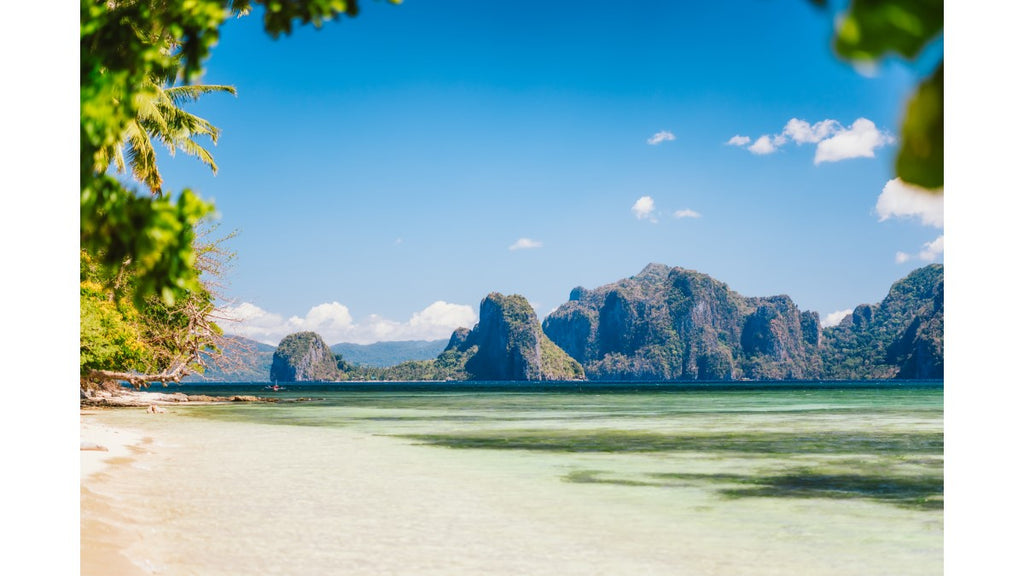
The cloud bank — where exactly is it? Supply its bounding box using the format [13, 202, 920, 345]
[219, 300, 478, 346]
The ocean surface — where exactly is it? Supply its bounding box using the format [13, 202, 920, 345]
[83, 382, 943, 575]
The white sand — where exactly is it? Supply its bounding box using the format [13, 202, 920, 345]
[81, 406, 942, 576]
[80, 410, 146, 479]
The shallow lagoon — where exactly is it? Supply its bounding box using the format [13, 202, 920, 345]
[86, 384, 942, 575]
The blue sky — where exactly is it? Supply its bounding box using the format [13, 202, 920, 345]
[151, 0, 944, 345]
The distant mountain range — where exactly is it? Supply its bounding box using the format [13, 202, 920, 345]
[198, 263, 942, 382]
[182, 336, 276, 382]
[183, 336, 450, 382]
[330, 340, 448, 367]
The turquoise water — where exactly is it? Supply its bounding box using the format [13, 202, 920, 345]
[89, 383, 943, 574]
[185, 384, 944, 511]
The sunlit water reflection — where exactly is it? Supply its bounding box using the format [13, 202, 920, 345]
[84, 385, 942, 575]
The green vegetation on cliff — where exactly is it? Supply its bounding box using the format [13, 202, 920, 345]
[822, 264, 943, 379]
[225, 266, 940, 383]
[270, 332, 341, 382]
[446, 293, 584, 381]
[543, 263, 942, 381]
[543, 264, 822, 381]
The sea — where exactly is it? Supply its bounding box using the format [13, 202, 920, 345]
[82, 381, 943, 575]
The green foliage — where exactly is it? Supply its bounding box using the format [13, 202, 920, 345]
[80, 279, 151, 374]
[81, 185, 214, 307]
[829, 0, 943, 189]
[834, 0, 943, 61]
[80, 246, 222, 386]
[96, 79, 238, 194]
[896, 64, 943, 189]
[81, 0, 393, 305]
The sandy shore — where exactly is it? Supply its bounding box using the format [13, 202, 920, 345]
[81, 408, 150, 576]
[81, 410, 146, 479]
[80, 398, 942, 576]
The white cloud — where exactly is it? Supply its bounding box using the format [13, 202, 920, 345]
[919, 235, 945, 262]
[876, 178, 944, 228]
[509, 238, 543, 251]
[632, 195, 657, 221]
[287, 302, 354, 335]
[748, 135, 778, 155]
[216, 302, 287, 343]
[408, 301, 478, 331]
[647, 130, 676, 145]
[219, 301, 478, 346]
[783, 118, 840, 144]
[730, 117, 893, 164]
[673, 208, 701, 219]
[894, 235, 945, 265]
[822, 308, 853, 328]
[814, 118, 894, 164]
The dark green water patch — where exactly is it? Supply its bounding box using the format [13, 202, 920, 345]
[563, 469, 659, 487]
[651, 471, 944, 511]
[401, 429, 944, 455]
[561, 469, 943, 510]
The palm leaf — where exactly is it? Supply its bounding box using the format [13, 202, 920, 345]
[173, 138, 219, 174]
[123, 121, 162, 194]
[165, 85, 237, 106]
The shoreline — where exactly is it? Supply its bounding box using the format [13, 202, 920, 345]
[80, 390, 942, 575]
[80, 408, 151, 576]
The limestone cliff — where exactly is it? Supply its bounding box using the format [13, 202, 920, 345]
[269, 331, 341, 382]
[443, 293, 584, 381]
[822, 264, 944, 379]
[543, 263, 942, 381]
[543, 264, 822, 380]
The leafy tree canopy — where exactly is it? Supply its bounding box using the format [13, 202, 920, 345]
[825, 0, 943, 190]
[80, 0, 396, 306]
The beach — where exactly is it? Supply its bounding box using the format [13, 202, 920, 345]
[80, 388, 943, 575]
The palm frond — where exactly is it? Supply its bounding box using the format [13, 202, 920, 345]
[165, 85, 237, 106]
[124, 121, 162, 194]
[132, 89, 170, 135]
[159, 104, 220, 140]
[173, 138, 219, 174]
[101, 76, 230, 189]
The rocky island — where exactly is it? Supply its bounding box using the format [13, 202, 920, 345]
[259, 264, 942, 383]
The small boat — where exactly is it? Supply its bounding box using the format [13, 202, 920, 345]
[264, 384, 286, 392]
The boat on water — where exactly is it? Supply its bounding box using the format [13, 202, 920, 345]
[264, 384, 286, 392]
